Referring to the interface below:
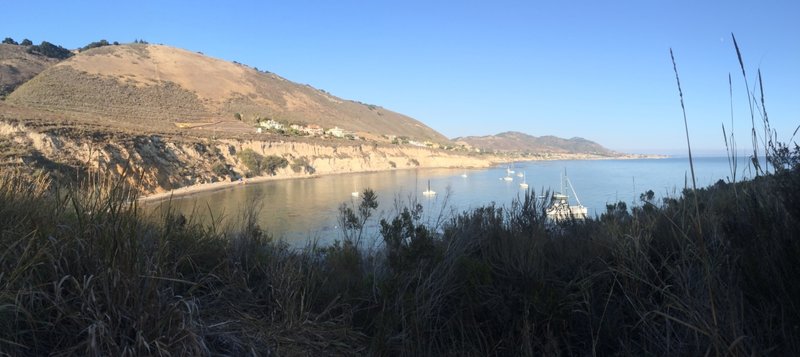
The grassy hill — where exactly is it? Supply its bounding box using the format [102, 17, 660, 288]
[0, 43, 61, 98]
[5, 44, 448, 142]
[454, 130, 617, 155]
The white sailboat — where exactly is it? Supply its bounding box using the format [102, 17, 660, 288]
[519, 172, 529, 189]
[461, 170, 468, 178]
[422, 180, 436, 196]
[546, 171, 588, 221]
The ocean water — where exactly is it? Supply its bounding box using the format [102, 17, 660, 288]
[147, 156, 752, 246]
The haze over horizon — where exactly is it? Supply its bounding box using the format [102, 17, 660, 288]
[4, 0, 798, 155]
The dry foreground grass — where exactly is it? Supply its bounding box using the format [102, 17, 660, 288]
[0, 143, 798, 355]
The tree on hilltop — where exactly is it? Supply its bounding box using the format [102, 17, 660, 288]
[2, 37, 17, 45]
[80, 39, 111, 52]
[20, 39, 32, 46]
[27, 41, 73, 60]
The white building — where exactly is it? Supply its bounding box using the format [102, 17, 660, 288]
[326, 126, 347, 138]
[259, 119, 284, 130]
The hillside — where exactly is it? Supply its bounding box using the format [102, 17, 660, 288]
[0, 43, 61, 98]
[454, 131, 617, 155]
[6, 44, 448, 142]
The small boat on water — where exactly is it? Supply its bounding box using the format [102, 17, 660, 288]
[502, 173, 514, 181]
[422, 180, 436, 196]
[546, 171, 588, 221]
[519, 172, 529, 189]
[516, 172, 524, 178]
[461, 170, 468, 178]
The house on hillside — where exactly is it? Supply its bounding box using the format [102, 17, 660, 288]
[259, 119, 284, 131]
[304, 124, 324, 136]
[326, 126, 347, 138]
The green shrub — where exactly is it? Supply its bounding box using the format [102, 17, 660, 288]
[211, 162, 229, 177]
[263, 155, 288, 175]
[290, 156, 314, 174]
[80, 39, 111, 52]
[236, 149, 263, 175]
[27, 41, 73, 59]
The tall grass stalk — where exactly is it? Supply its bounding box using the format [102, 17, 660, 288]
[732, 33, 766, 175]
[724, 72, 738, 189]
[670, 47, 721, 354]
[669, 49, 702, 230]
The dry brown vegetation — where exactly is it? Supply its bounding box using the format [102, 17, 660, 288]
[6, 44, 448, 143]
[0, 43, 60, 97]
[8, 66, 211, 127]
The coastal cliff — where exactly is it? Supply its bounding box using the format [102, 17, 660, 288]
[0, 120, 491, 196]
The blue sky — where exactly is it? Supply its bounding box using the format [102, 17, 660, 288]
[3, 1, 798, 154]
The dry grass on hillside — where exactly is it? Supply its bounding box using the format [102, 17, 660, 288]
[6, 44, 448, 142]
[7, 66, 215, 129]
[0, 43, 60, 97]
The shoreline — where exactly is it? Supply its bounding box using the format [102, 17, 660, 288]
[137, 154, 668, 203]
[137, 164, 486, 203]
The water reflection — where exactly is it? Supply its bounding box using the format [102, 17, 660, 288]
[145, 157, 748, 247]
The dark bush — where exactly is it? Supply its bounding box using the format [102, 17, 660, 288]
[80, 39, 111, 52]
[263, 155, 288, 175]
[211, 162, 229, 177]
[236, 149, 263, 175]
[290, 156, 314, 174]
[27, 41, 73, 59]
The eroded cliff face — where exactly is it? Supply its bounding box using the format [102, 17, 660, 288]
[0, 121, 490, 195]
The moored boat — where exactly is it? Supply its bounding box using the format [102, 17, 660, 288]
[546, 172, 587, 221]
[422, 180, 436, 196]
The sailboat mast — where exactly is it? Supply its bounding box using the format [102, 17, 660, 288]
[566, 176, 583, 206]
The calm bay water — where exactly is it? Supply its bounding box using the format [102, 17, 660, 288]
[147, 157, 751, 246]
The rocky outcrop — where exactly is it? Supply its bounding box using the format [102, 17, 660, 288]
[0, 121, 490, 195]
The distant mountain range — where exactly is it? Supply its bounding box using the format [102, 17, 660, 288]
[454, 131, 617, 156]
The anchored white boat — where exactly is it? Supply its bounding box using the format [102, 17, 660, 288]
[546, 171, 588, 221]
[422, 180, 436, 196]
[519, 172, 529, 189]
